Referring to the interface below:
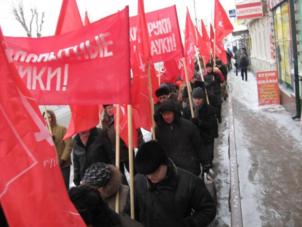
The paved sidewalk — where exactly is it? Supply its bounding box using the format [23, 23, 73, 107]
[214, 70, 302, 227]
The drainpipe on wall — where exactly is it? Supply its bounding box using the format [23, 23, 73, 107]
[289, 0, 301, 119]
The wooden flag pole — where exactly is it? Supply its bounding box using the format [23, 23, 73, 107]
[194, 48, 210, 105]
[115, 105, 121, 213]
[182, 58, 195, 119]
[147, 62, 156, 139]
[127, 104, 135, 219]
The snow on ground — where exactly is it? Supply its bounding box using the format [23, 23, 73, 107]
[225, 70, 302, 226]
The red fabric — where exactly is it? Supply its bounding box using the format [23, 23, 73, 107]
[210, 24, 214, 52]
[161, 59, 181, 83]
[115, 105, 138, 148]
[184, 9, 197, 81]
[55, 0, 83, 35]
[214, 0, 234, 42]
[130, 5, 183, 63]
[199, 20, 211, 64]
[215, 41, 228, 64]
[55, 0, 100, 140]
[5, 7, 131, 105]
[0, 31, 85, 227]
[64, 105, 100, 139]
[129, 0, 153, 131]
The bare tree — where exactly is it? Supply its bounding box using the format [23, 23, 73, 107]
[12, 1, 45, 37]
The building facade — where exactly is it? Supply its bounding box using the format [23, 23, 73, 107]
[248, 0, 301, 115]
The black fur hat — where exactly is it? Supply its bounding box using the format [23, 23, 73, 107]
[135, 141, 168, 174]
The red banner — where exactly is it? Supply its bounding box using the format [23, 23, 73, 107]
[4, 7, 130, 105]
[256, 71, 280, 105]
[130, 5, 183, 63]
[0, 30, 85, 227]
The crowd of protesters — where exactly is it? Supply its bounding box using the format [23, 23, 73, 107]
[62, 56, 234, 227]
[0, 56, 236, 227]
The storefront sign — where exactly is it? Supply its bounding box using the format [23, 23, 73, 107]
[236, 0, 263, 20]
[229, 9, 236, 18]
[268, 0, 286, 9]
[257, 71, 280, 105]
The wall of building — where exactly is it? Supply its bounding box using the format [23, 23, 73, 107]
[249, 16, 276, 73]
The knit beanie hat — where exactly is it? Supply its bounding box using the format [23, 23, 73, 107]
[135, 141, 168, 175]
[82, 162, 112, 187]
[158, 100, 176, 114]
[192, 87, 205, 99]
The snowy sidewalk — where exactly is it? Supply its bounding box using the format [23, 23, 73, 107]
[215, 70, 302, 226]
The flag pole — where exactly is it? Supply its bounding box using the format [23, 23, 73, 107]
[182, 58, 195, 118]
[195, 48, 210, 105]
[127, 104, 135, 219]
[115, 105, 120, 214]
[147, 62, 156, 139]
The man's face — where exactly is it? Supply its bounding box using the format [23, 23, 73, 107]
[206, 66, 213, 73]
[79, 130, 91, 145]
[158, 95, 169, 103]
[105, 105, 114, 117]
[162, 111, 174, 124]
[146, 165, 167, 184]
[193, 98, 203, 108]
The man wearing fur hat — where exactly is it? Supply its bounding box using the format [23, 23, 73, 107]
[132, 141, 216, 227]
[155, 100, 205, 176]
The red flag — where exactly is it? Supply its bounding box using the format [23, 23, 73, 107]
[55, 0, 83, 35]
[198, 20, 211, 64]
[84, 11, 90, 26]
[210, 24, 214, 51]
[63, 105, 100, 139]
[161, 59, 181, 83]
[5, 7, 131, 105]
[184, 9, 197, 80]
[129, 5, 184, 63]
[130, 0, 153, 131]
[215, 41, 228, 64]
[54, 0, 100, 140]
[214, 0, 234, 42]
[0, 31, 85, 227]
[115, 105, 138, 148]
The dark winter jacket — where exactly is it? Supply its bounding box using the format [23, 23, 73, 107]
[132, 161, 216, 227]
[155, 104, 205, 175]
[73, 128, 114, 185]
[204, 72, 222, 99]
[183, 104, 218, 144]
[102, 113, 129, 163]
[239, 54, 249, 68]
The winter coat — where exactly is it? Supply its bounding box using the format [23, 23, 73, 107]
[204, 72, 222, 99]
[102, 114, 129, 163]
[51, 124, 73, 167]
[155, 105, 205, 175]
[73, 128, 114, 185]
[100, 165, 129, 214]
[239, 54, 249, 69]
[132, 161, 216, 227]
[183, 104, 218, 144]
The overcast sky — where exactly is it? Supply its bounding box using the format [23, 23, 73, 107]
[0, 0, 236, 37]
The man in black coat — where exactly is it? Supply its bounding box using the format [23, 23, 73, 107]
[184, 87, 218, 172]
[133, 141, 216, 227]
[239, 48, 249, 81]
[73, 127, 114, 186]
[204, 62, 223, 123]
[155, 100, 205, 176]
